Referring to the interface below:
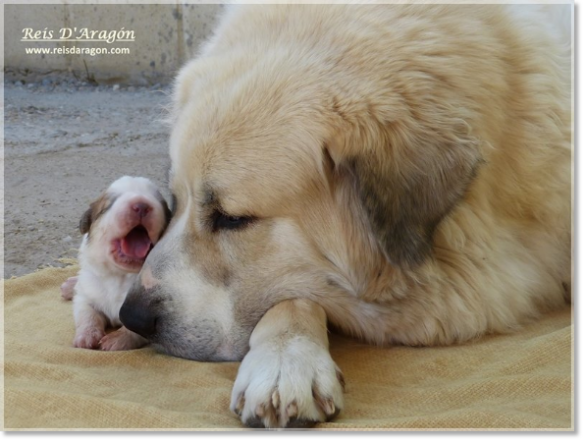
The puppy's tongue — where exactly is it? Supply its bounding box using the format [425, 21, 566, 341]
[121, 226, 151, 259]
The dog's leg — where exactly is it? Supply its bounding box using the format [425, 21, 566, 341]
[230, 299, 345, 428]
[98, 326, 148, 351]
[60, 276, 78, 300]
[72, 297, 107, 349]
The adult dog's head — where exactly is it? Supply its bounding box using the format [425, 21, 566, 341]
[120, 6, 484, 361]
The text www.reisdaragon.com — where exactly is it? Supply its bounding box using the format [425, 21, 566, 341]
[25, 46, 130, 56]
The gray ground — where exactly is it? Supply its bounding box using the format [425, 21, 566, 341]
[4, 78, 173, 278]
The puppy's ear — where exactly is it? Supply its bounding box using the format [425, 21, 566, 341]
[333, 118, 483, 268]
[79, 207, 93, 234]
[79, 193, 112, 235]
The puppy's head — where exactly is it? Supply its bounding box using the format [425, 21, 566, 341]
[79, 176, 171, 273]
[120, 28, 482, 361]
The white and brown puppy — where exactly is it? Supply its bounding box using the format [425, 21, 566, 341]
[119, 4, 571, 427]
[63, 176, 170, 351]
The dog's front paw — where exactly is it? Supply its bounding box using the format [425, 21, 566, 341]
[98, 327, 147, 351]
[73, 327, 105, 349]
[60, 276, 78, 300]
[230, 337, 345, 428]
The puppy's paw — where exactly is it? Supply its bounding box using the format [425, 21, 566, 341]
[60, 277, 78, 300]
[73, 327, 105, 349]
[230, 337, 344, 428]
[98, 327, 147, 351]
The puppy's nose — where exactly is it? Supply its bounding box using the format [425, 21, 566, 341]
[132, 202, 152, 219]
[119, 288, 159, 338]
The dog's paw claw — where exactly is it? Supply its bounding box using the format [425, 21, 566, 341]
[286, 401, 298, 420]
[233, 392, 245, 417]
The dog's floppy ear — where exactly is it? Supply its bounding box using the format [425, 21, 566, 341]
[79, 193, 112, 235]
[79, 207, 93, 234]
[333, 118, 483, 268]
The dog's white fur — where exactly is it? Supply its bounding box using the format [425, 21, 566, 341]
[119, 4, 572, 427]
[67, 176, 169, 351]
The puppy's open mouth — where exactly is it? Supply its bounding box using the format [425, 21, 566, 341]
[112, 224, 153, 270]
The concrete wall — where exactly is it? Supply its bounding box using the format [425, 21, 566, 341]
[4, 3, 223, 85]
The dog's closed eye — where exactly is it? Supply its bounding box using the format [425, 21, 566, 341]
[211, 210, 256, 232]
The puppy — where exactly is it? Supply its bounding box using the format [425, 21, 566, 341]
[62, 176, 170, 351]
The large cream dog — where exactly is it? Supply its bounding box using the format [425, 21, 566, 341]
[120, 4, 571, 428]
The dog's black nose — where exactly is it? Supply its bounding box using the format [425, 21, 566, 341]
[119, 288, 159, 338]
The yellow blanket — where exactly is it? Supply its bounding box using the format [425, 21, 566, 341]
[3, 266, 573, 430]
